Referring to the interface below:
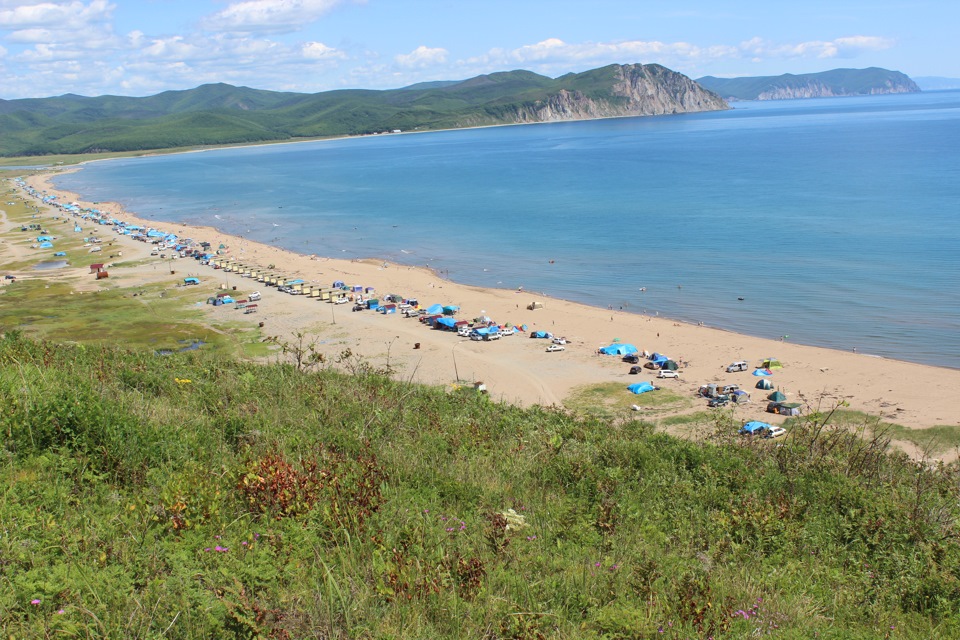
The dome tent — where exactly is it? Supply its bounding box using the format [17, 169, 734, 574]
[767, 390, 787, 402]
[755, 379, 774, 390]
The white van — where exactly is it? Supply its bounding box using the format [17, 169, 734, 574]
[248, 291, 262, 302]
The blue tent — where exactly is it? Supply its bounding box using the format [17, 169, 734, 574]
[425, 303, 444, 315]
[54, 252, 66, 257]
[599, 344, 638, 356]
[435, 317, 456, 329]
[39, 241, 53, 248]
[530, 330, 551, 339]
[752, 368, 773, 377]
[740, 421, 774, 434]
[627, 382, 655, 395]
[442, 305, 459, 315]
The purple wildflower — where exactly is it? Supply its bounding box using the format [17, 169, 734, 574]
[31, 599, 41, 605]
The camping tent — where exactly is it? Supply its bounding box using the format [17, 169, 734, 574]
[442, 305, 459, 315]
[752, 368, 773, 377]
[732, 390, 751, 403]
[530, 330, 551, 339]
[425, 304, 444, 315]
[755, 379, 774, 390]
[740, 421, 774, 435]
[767, 390, 787, 402]
[627, 382, 655, 395]
[659, 359, 680, 371]
[435, 317, 456, 329]
[761, 358, 783, 369]
[599, 344, 639, 356]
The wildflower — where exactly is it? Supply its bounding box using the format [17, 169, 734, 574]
[31, 599, 41, 605]
[241, 541, 248, 546]
[204, 547, 211, 552]
[595, 562, 601, 567]
[174, 377, 192, 385]
[609, 564, 618, 571]
[57, 609, 65, 615]
[526, 535, 537, 541]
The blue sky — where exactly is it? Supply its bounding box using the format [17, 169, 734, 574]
[0, 0, 955, 99]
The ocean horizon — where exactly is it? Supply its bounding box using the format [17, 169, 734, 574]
[53, 91, 960, 369]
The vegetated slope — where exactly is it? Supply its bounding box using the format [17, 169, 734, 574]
[0, 63, 727, 156]
[696, 67, 921, 100]
[2, 331, 959, 637]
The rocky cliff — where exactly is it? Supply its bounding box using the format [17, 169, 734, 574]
[505, 64, 728, 123]
[696, 68, 920, 101]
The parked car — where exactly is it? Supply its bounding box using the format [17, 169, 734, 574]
[470, 333, 484, 341]
[334, 297, 349, 304]
[629, 366, 642, 375]
[623, 354, 641, 364]
[499, 327, 515, 336]
[721, 384, 741, 395]
[708, 396, 730, 407]
[248, 291, 262, 301]
[458, 326, 473, 337]
[726, 361, 749, 372]
[657, 370, 681, 379]
[764, 426, 787, 439]
[546, 344, 565, 352]
[352, 304, 364, 312]
[552, 337, 567, 345]
[483, 332, 501, 341]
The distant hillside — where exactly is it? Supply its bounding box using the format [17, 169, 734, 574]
[696, 68, 920, 101]
[0, 63, 727, 157]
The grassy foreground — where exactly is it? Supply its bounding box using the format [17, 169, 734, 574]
[2, 332, 960, 638]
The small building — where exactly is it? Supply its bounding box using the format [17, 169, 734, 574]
[90, 263, 105, 273]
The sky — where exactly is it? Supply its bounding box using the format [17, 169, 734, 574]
[0, 0, 956, 99]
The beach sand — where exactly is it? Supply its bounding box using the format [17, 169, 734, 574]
[8, 170, 960, 460]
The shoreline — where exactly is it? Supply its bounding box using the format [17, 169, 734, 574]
[10, 169, 960, 456]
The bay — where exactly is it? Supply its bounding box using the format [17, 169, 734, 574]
[53, 91, 960, 368]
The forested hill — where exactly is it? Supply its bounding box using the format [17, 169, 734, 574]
[696, 67, 920, 101]
[0, 63, 727, 157]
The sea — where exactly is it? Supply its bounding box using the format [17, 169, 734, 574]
[52, 91, 960, 369]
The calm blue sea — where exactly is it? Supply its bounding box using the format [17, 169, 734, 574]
[53, 91, 960, 368]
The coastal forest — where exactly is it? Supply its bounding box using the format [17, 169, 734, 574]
[0, 63, 727, 158]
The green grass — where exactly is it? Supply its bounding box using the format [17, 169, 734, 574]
[565, 381, 694, 421]
[794, 409, 960, 456]
[2, 332, 960, 638]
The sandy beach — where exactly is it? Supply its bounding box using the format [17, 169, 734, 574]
[6, 169, 960, 458]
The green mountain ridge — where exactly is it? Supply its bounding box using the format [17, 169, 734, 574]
[0, 63, 727, 157]
[696, 67, 920, 101]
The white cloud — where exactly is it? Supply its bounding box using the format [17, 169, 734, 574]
[302, 40, 344, 60]
[394, 45, 446, 68]
[0, 0, 114, 32]
[203, 0, 350, 34]
[738, 35, 894, 61]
